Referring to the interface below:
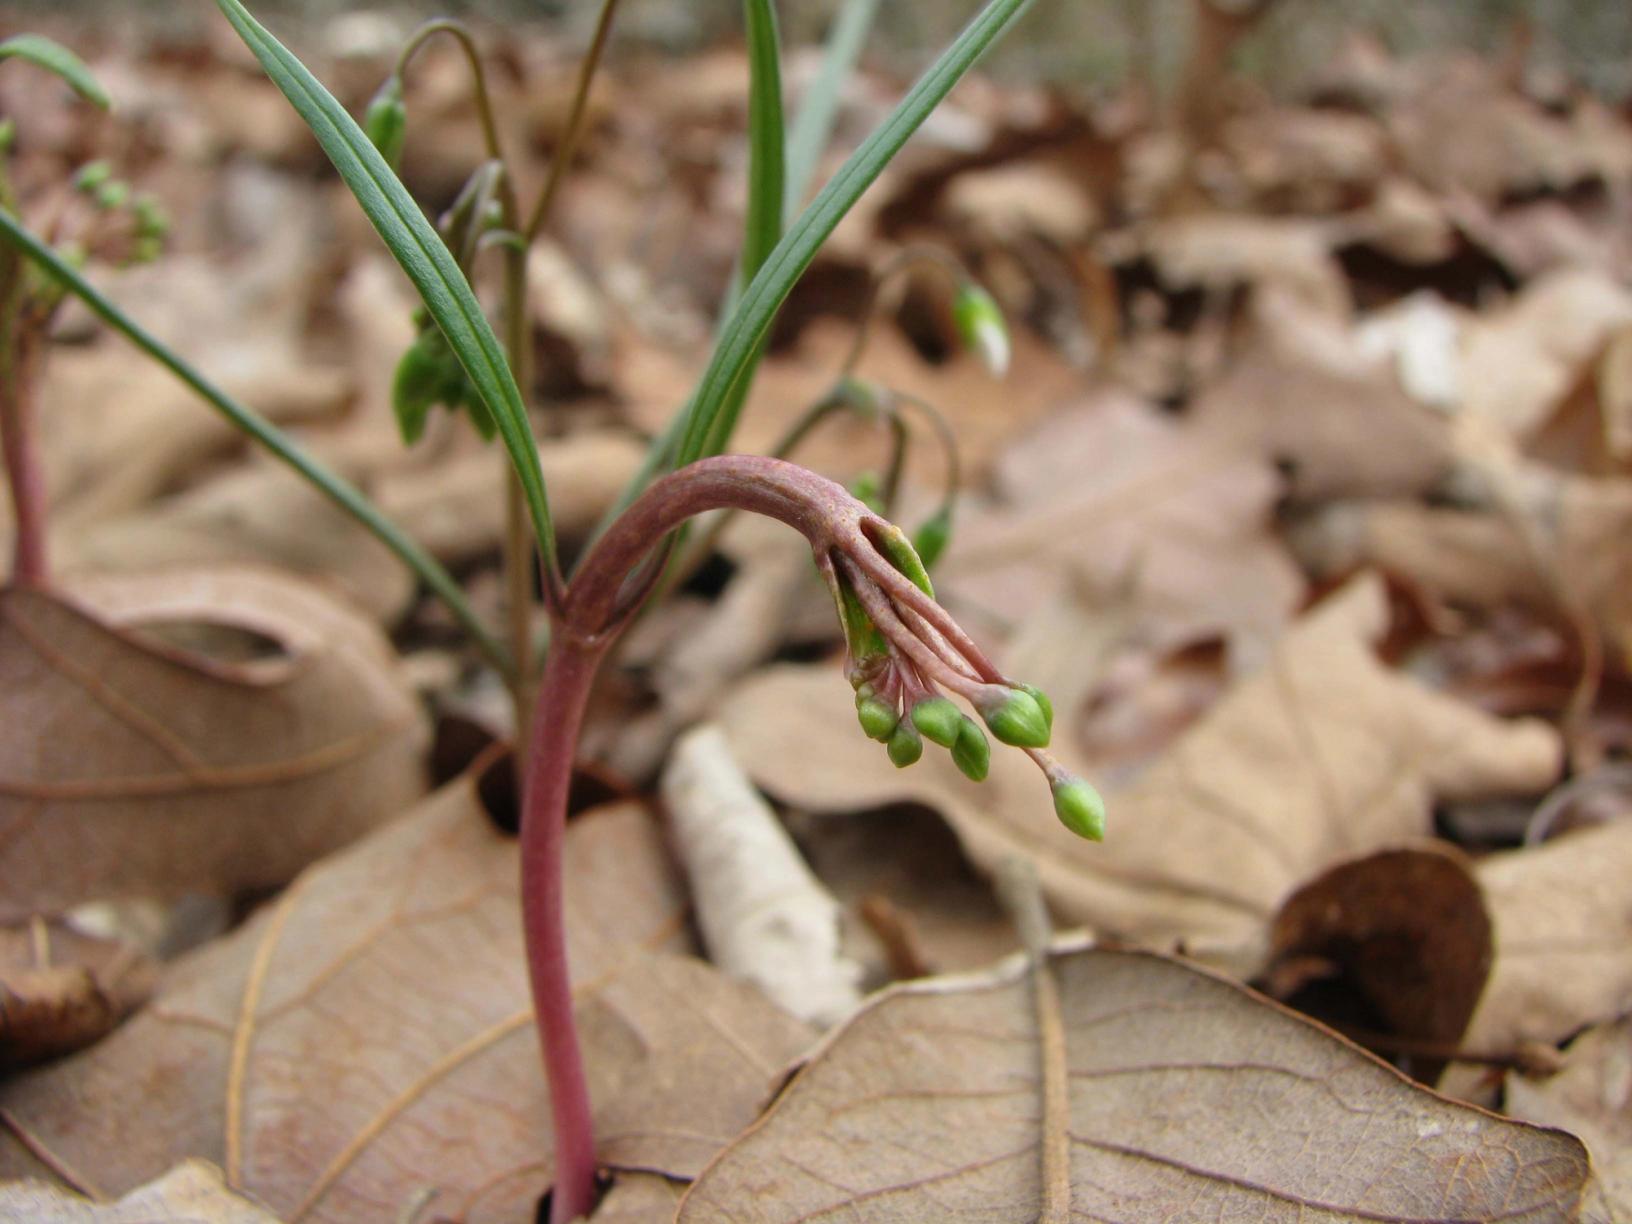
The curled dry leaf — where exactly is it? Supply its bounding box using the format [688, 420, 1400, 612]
[1464, 818, 1632, 1058]
[0, 567, 426, 921]
[680, 944, 1590, 1221]
[0, 769, 812, 1221]
[1506, 1018, 1632, 1222]
[721, 575, 1560, 967]
[1261, 844, 1492, 1085]
[0, 1159, 280, 1223]
[661, 725, 862, 1028]
[0, 921, 156, 1071]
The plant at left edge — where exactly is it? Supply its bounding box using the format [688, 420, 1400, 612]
[0, 5, 1103, 1222]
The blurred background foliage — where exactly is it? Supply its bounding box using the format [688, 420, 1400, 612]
[4, 1, 1630, 100]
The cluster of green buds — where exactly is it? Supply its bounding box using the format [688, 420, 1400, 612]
[389, 163, 510, 445]
[821, 511, 1104, 842]
[67, 161, 169, 267]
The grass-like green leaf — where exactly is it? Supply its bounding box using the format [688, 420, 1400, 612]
[0, 206, 511, 677]
[783, 0, 879, 221]
[673, 0, 1034, 473]
[0, 34, 109, 109]
[211, 0, 558, 578]
[740, 0, 785, 296]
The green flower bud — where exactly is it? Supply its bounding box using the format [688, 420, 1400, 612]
[911, 506, 953, 570]
[979, 688, 1051, 749]
[92, 180, 129, 210]
[856, 693, 899, 743]
[0, 119, 16, 153]
[363, 76, 407, 171]
[951, 717, 989, 782]
[133, 194, 169, 241]
[835, 376, 886, 419]
[886, 720, 922, 768]
[1052, 776, 1105, 841]
[910, 696, 962, 748]
[951, 282, 1009, 377]
[875, 523, 934, 598]
[72, 160, 112, 193]
[1016, 682, 1053, 733]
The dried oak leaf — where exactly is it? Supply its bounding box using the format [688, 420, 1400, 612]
[679, 944, 1590, 1221]
[0, 567, 427, 920]
[1189, 287, 1455, 501]
[58, 466, 415, 626]
[0, 770, 811, 1222]
[1464, 819, 1632, 1058]
[0, 1159, 279, 1223]
[1507, 1018, 1632, 1222]
[720, 575, 1560, 967]
[942, 389, 1303, 658]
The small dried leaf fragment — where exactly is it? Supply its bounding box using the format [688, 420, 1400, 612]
[0, 1160, 280, 1223]
[1506, 1018, 1632, 1222]
[0, 567, 427, 919]
[0, 771, 810, 1221]
[680, 946, 1589, 1221]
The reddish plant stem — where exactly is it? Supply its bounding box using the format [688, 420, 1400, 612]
[520, 455, 870, 1222]
[0, 321, 47, 587]
[520, 630, 604, 1224]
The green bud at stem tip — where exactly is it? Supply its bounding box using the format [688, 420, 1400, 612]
[952, 717, 989, 782]
[1017, 683, 1053, 732]
[363, 76, 407, 171]
[980, 689, 1051, 749]
[1052, 777, 1105, 842]
[910, 696, 962, 748]
[73, 161, 112, 192]
[887, 720, 922, 768]
[876, 524, 934, 598]
[951, 282, 1010, 378]
[856, 694, 899, 742]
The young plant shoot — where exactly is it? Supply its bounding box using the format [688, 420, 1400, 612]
[0, 2, 1101, 1221]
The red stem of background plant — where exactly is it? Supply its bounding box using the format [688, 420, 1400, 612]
[0, 327, 48, 587]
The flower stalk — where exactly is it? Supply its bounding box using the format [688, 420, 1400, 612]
[519, 453, 1101, 1221]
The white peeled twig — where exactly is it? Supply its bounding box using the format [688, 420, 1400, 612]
[662, 724, 863, 1028]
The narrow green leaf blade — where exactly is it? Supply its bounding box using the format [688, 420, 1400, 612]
[0, 34, 109, 109]
[210, 0, 557, 575]
[740, 0, 786, 294]
[673, 0, 1035, 472]
[0, 206, 510, 677]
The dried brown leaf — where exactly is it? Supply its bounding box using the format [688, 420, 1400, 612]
[680, 944, 1590, 1221]
[0, 771, 811, 1221]
[1190, 287, 1455, 500]
[1465, 819, 1632, 1058]
[0, 1159, 281, 1223]
[1263, 844, 1492, 1084]
[0, 567, 426, 919]
[721, 576, 1560, 966]
[1507, 1018, 1632, 1222]
[944, 390, 1303, 656]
